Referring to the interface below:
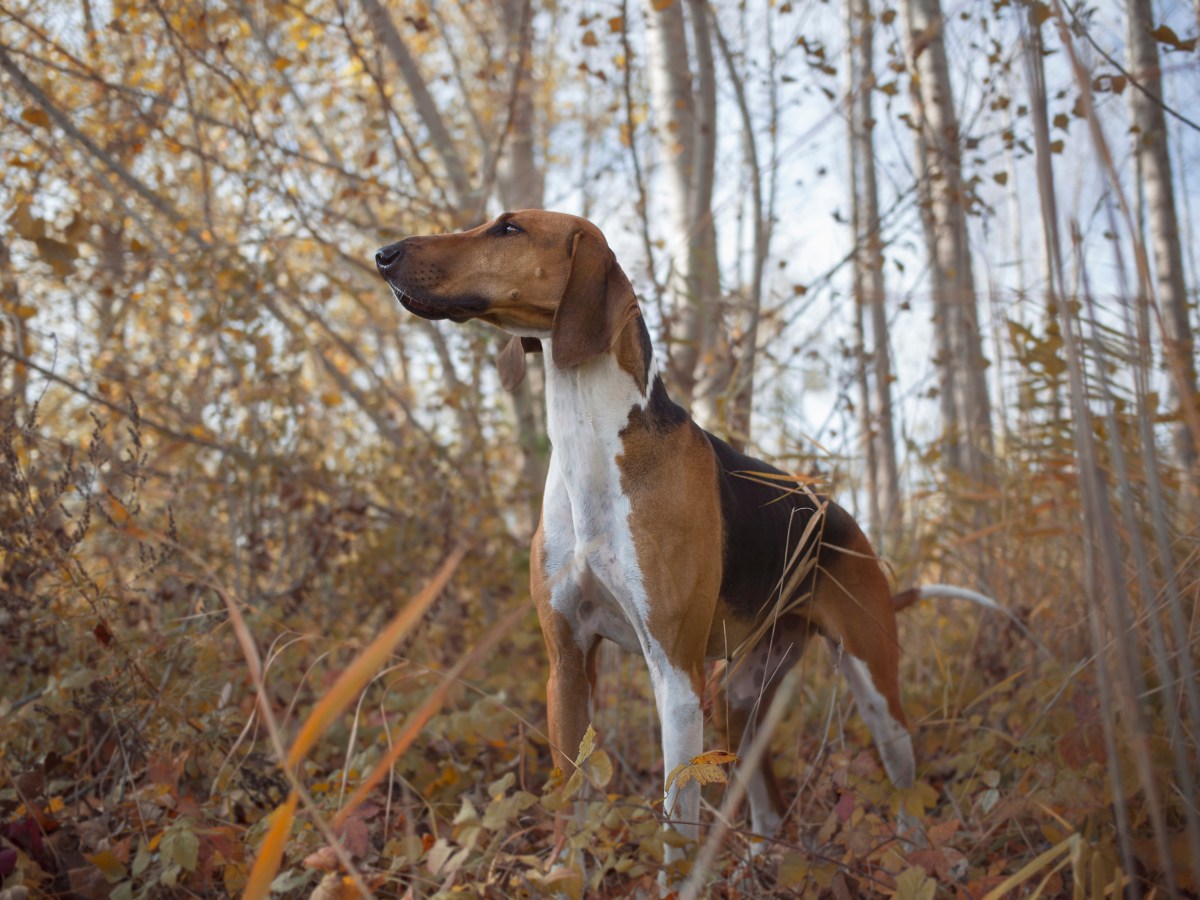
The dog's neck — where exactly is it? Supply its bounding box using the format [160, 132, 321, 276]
[541, 316, 658, 460]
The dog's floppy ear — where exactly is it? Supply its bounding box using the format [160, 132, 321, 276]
[552, 230, 639, 371]
[497, 335, 543, 391]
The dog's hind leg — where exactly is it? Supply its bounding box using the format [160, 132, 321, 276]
[808, 530, 914, 793]
[829, 640, 914, 789]
[715, 625, 810, 846]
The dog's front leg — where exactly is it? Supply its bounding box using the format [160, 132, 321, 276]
[647, 650, 706, 868]
[539, 609, 596, 777]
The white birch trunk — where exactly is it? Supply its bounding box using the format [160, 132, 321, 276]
[686, 0, 725, 429]
[848, 0, 901, 546]
[902, 0, 993, 482]
[1126, 0, 1198, 471]
[644, 0, 719, 412]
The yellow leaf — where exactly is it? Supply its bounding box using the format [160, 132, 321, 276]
[779, 852, 836, 888]
[581, 29, 598, 47]
[588, 749, 613, 789]
[665, 749, 737, 794]
[244, 791, 298, 900]
[651, 0, 674, 9]
[1149, 24, 1195, 51]
[285, 547, 465, 770]
[224, 860, 248, 895]
[273, 57, 292, 71]
[108, 494, 148, 540]
[8, 202, 45, 240]
[895, 867, 936, 900]
[88, 849, 127, 882]
[21, 107, 50, 128]
[691, 749, 737, 766]
[573, 723, 597, 767]
[536, 866, 583, 900]
[892, 781, 938, 817]
[14, 304, 37, 320]
[562, 766, 584, 801]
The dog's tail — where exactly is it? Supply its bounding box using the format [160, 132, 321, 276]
[892, 583, 1003, 613]
[893, 584, 1048, 654]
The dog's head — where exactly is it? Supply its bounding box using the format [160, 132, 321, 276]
[374, 210, 639, 389]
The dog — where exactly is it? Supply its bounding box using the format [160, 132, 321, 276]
[375, 210, 917, 864]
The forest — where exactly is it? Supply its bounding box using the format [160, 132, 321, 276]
[1, 0, 1198, 896]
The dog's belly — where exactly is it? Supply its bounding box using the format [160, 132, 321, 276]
[577, 571, 643, 654]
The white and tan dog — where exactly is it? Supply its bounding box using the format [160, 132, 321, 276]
[375, 210, 917, 861]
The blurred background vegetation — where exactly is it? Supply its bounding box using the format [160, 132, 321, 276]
[1, 0, 1198, 896]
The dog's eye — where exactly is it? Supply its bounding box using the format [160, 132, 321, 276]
[494, 221, 524, 236]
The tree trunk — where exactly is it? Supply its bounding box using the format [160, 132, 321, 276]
[902, 0, 993, 483]
[0, 236, 28, 416]
[1021, 4, 1064, 428]
[848, 0, 901, 549]
[713, 15, 770, 451]
[1126, 0, 1198, 472]
[496, 0, 542, 213]
[496, 0, 548, 535]
[644, 0, 719, 414]
[686, 0, 726, 431]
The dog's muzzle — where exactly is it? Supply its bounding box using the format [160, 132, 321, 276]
[374, 241, 486, 321]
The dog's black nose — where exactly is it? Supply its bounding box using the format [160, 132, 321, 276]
[375, 241, 405, 270]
